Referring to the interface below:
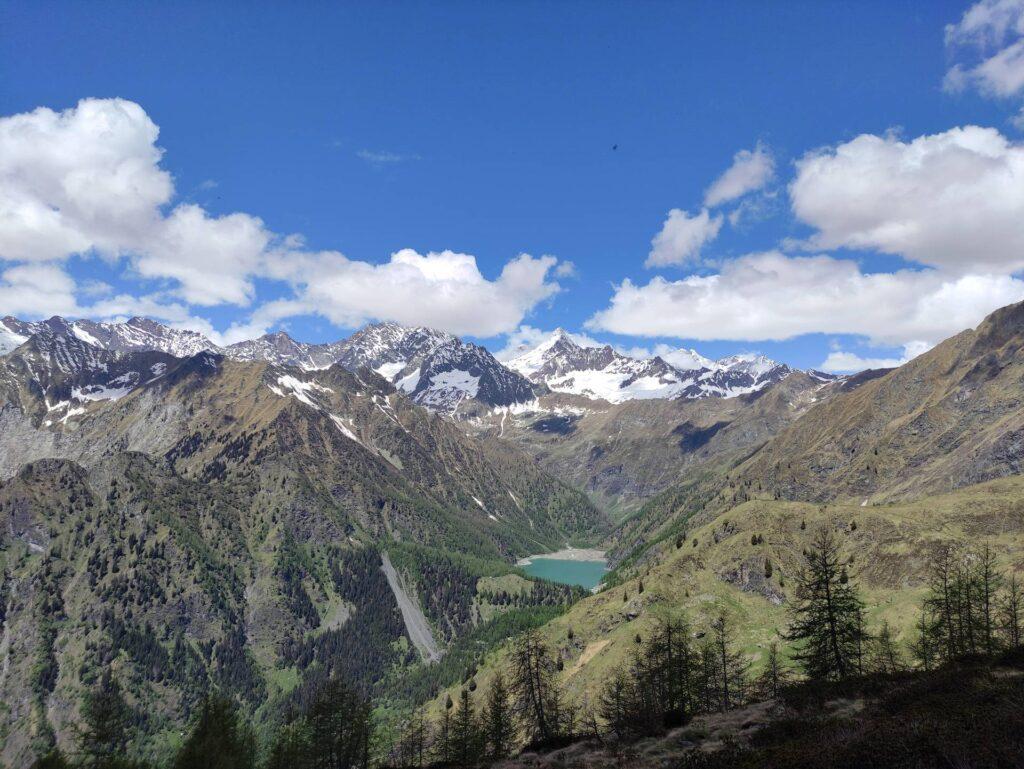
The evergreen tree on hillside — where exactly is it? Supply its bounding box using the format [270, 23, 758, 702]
[451, 689, 482, 767]
[646, 618, 697, 727]
[391, 710, 427, 769]
[867, 621, 905, 675]
[509, 629, 563, 745]
[305, 677, 373, 769]
[710, 615, 748, 711]
[920, 545, 1007, 663]
[435, 695, 453, 766]
[755, 641, 790, 699]
[975, 544, 1002, 655]
[266, 723, 312, 769]
[1001, 573, 1022, 649]
[483, 672, 515, 761]
[172, 693, 255, 769]
[785, 528, 866, 681]
[598, 667, 637, 743]
[30, 751, 70, 769]
[76, 670, 131, 769]
[911, 607, 940, 671]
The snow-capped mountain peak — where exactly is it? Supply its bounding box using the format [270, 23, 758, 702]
[337, 322, 535, 412]
[507, 331, 794, 403]
[718, 352, 781, 377]
[0, 315, 802, 412]
[660, 347, 716, 372]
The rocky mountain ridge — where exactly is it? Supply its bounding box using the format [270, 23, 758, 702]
[505, 329, 806, 403]
[1, 317, 830, 416]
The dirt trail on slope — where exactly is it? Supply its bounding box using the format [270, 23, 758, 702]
[381, 551, 441, 663]
[565, 639, 609, 678]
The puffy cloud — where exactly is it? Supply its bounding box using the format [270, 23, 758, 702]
[819, 341, 933, 374]
[0, 262, 80, 318]
[790, 126, 1024, 273]
[0, 98, 273, 306]
[262, 248, 562, 338]
[0, 99, 563, 338]
[0, 98, 170, 262]
[554, 260, 578, 278]
[944, 0, 1024, 99]
[819, 351, 905, 373]
[0, 260, 221, 342]
[587, 251, 1024, 347]
[704, 144, 775, 207]
[646, 208, 722, 268]
[133, 204, 271, 306]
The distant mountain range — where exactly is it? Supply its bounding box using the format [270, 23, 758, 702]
[0, 316, 834, 414]
[505, 328, 809, 402]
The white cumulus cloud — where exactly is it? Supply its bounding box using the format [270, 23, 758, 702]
[0, 98, 565, 338]
[646, 208, 722, 268]
[0, 98, 273, 306]
[260, 248, 562, 339]
[704, 144, 775, 207]
[587, 251, 1024, 348]
[790, 126, 1024, 273]
[819, 341, 934, 374]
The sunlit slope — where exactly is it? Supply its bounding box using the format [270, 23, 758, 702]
[429, 476, 1024, 712]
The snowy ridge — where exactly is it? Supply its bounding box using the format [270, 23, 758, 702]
[507, 329, 796, 403]
[336, 322, 535, 413]
[1, 315, 814, 413]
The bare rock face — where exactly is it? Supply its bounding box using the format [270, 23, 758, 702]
[719, 555, 786, 605]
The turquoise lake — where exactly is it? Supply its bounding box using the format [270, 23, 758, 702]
[521, 558, 607, 589]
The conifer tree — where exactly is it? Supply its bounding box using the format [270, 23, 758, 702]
[910, 607, 939, 671]
[711, 615, 748, 711]
[598, 667, 635, 743]
[648, 618, 696, 727]
[266, 722, 312, 769]
[696, 638, 721, 713]
[393, 710, 427, 769]
[451, 689, 480, 767]
[975, 545, 1002, 654]
[483, 672, 515, 761]
[785, 528, 866, 681]
[509, 629, 563, 745]
[30, 751, 70, 769]
[434, 695, 454, 766]
[172, 693, 256, 769]
[868, 621, 905, 675]
[755, 641, 789, 699]
[305, 677, 373, 769]
[76, 670, 131, 769]
[1001, 573, 1022, 649]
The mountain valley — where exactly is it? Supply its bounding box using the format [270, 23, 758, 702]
[4, 303, 1024, 768]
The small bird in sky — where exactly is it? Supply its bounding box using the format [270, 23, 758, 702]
[612, 144, 618, 150]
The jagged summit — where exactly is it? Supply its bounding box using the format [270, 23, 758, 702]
[336, 322, 534, 412]
[0, 315, 804, 411]
[506, 328, 793, 403]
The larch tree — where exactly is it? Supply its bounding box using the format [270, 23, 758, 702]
[785, 527, 867, 681]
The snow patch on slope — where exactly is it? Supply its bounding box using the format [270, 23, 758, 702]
[272, 375, 334, 408]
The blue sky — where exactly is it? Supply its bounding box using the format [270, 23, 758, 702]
[2, 0, 1024, 370]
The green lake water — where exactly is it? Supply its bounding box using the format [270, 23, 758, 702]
[521, 558, 607, 589]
